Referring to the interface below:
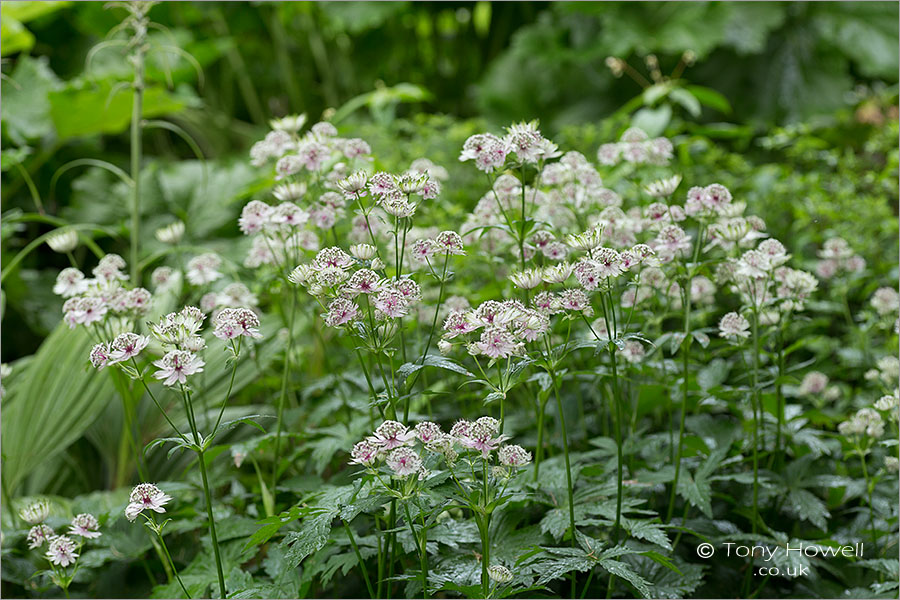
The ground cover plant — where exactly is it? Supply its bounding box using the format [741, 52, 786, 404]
[1, 2, 898, 599]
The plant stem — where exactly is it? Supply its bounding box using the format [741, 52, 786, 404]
[547, 358, 577, 598]
[271, 287, 298, 496]
[533, 396, 547, 481]
[196, 448, 226, 598]
[130, 32, 145, 284]
[343, 519, 376, 599]
[857, 447, 878, 554]
[667, 284, 692, 522]
[750, 309, 760, 536]
[403, 502, 428, 598]
[153, 526, 190, 598]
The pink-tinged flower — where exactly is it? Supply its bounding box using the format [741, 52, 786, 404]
[90, 343, 113, 370]
[213, 308, 262, 339]
[475, 327, 518, 359]
[736, 249, 771, 280]
[414, 421, 443, 444]
[271, 202, 310, 229]
[621, 340, 645, 363]
[559, 289, 591, 312]
[372, 420, 416, 450]
[46, 535, 78, 567]
[368, 172, 398, 198]
[449, 419, 472, 439]
[411, 238, 437, 263]
[125, 483, 172, 522]
[152, 350, 205, 386]
[109, 332, 149, 363]
[458, 417, 507, 458]
[374, 288, 408, 319]
[323, 297, 359, 327]
[516, 310, 549, 342]
[386, 447, 423, 477]
[798, 371, 828, 395]
[128, 288, 152, 314]
[442, 311, 478, 339]
[532, 291, 561, 314]
[186, 253, 223, 286]
[69, 513, 101, 539]
[345, 269, 382, 296]
[296, 140, 329, 171]
[498, 444, 532, 467]
[27, 524, 55, 549]
[718, 312, 750, 340]
[340, 138, 371, 159]
[652, 225, 692, 262]
[459, 133, 507, 172]
[53, 268, 88, 298]
[871, 287, 900, 316]
[349, 439, 380, 467]
[239, 200, 273, 235]
[313, 246, 353, 270]
[574, 259, 602, 290]
[434, 231, 465, 255]
[394, 279, 422, 303]
[93, 254, 127, 282]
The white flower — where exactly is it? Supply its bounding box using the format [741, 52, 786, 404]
[46, 535, 78, 567]
[213, 308, 262, 340]
[186, 253, 223, 286]
[386, 447, 423, 477]
[269, 113, 307, 133]
[27, 524, 54, 549]
[349, 243, 377, 260]
[644, 174, 682, 198]
[871, 287, 899, 316]
[372, 420, 416, 450]
[488, 565, 514, 584]
[498, 444, 532, 467]
[46, 228, 79, 253]
[19, 499, 51, 525]
[109, 332, 150, 363]
[126, 483, 172, 522]
[54, 268, 88, 297]
[69, 513, 101, 539]
[155, 221, 185, 244]
[798, 371, 828, 396]
[349, 439, 380, 467]
[718, 312, 750, 340]
[152, 350, 205, 386]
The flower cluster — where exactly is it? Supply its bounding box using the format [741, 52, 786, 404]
[55, 255, 152, 329]
[460, 120, 559, 172]
[596, 127, 673, 166]
[838, 407, 885, 439]
[441, 299, 550, 359]
[350, 417, 531, 479]
[815, 237, 866, 279]
[18, 500, 101, 569]
[125, 483, 172, 522]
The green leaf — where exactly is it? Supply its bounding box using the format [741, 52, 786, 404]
[684, 85, 732, 114]
[0, 55, 62, 143]
[631, 105, 672, 138]
[47, 81, 191, 140]
[599, 558, 653, 598]
[283, 510, 336, 568]
[422, 354, 473, 377]
[1, 323, 116, 492]
[669, 88, 701, 118]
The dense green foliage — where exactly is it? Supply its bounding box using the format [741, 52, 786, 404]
[1, 2, 898, 599]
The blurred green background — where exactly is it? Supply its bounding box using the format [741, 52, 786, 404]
[2, 0, 899, 363]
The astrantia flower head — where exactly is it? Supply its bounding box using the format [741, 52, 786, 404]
[152, 350, 205, 386]
[349, 243, 377, 261]
[871, 287, 900, 316]
[93, 254, 127, 282]
[488, 565, 514, 584]
[434, 231, 465, 255]
[313, 246, 353, 271]
[270, 113, 307, 133]
[186, 253, 223, 286]
[460, 133, 507, 172]
[213, 307, 262, 340]
[69, 513, 101, 539]
[46, 228, 79, 253]
[126, 483, 172, 521]
[798, 371, 828, 396]
[386, 447, 423, 477]
[90, 343, 113, 370]
[510, 268, 544, 290]
[475, 327, 519, 359]
[19, 499, 51, 525]
[644, 174, 682, 198]
[349, 439, 380, 467]
[718, 312, 750, 340]
[54, 267, 88, 298]
[415, 421, 444, 445]
[457, 416, 507, 457]
[46, 535, 78, 567]
[338, 171, 369, 198]
[155, 221, 185, 245]
[323, 297, 359, 327]
[372, 420, 415, 450]
[374, 287, 409, 319]
[27, 524, 55, 549]
[109, 332, 150, 363]
[498, 444, 532, 467]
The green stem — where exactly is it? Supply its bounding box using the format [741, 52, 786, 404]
[152, 525, 190, 598]
[343, 519, 376, 599]
[857, 447, 878, 554]
[403, 502, 428, 598]
[196, 448, 226, 598]
[271, 288, 298, 495]
[533, 396, 547, 481]
[547, 353, 576, 598]
[130, 36, 145, 284]
[751, 309, 760, 536]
